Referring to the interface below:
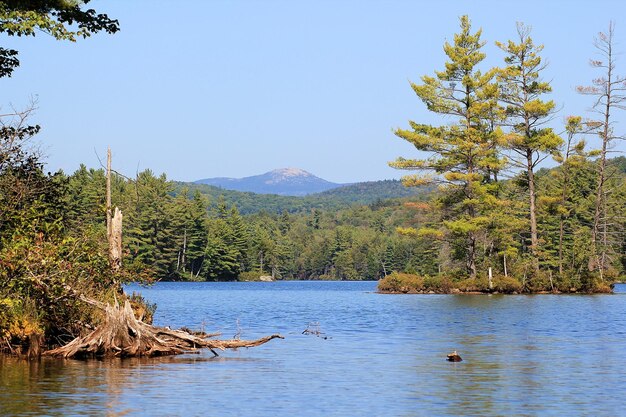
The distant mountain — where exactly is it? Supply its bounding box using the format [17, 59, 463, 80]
[194, 168, 342, 196]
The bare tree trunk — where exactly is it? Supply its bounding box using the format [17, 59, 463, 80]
[106, 148, 123, 273]
[110, 207, 123, 272]
[578, 22, 626, 278]
[467, 234, 477, 278]
[106, 148, 112, 241]
[527, 149, 538, 257]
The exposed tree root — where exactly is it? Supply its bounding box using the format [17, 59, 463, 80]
[43, 300, 283, 359]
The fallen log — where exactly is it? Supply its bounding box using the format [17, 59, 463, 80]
[44, 300, 283, 358]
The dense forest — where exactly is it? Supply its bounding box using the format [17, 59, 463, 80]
[63, 165, 429, 281]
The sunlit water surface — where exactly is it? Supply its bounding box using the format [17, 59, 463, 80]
[2, 281, 626, 416]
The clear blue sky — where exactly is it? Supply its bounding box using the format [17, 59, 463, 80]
[2, 0, 625, 183]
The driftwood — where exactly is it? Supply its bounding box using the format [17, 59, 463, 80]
[44, 300, 283, 358]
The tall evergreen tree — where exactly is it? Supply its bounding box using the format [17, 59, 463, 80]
[553, 116, 591, 275]
[496, 23, 562, 269]
[390, 15, 503, 277]
[125, 170, 177, 277]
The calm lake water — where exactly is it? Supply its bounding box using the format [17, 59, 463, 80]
[2, 281, 626, 416]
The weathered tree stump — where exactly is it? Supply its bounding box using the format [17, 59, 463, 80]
[44, 300, 283, 358]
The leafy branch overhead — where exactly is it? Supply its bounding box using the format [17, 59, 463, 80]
[0, 0, 119, 77]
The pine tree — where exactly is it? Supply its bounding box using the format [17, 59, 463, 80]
[497, 23, 562, 270]
[125, 170, 177, 277]
[186, 191, 209, 278]
[204, 218, 240, 280]
[391, 15, 503, 278]
[553, 116, 591, 275]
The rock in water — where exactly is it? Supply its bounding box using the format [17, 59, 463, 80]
[446, 351, 462, 362]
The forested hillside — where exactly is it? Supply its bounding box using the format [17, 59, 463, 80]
[177, 179, 427, 214]
[65, 166, 430, 281]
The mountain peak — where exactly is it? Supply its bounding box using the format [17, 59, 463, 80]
[194, 168, 342, 196]
[270, 167, 313, 178]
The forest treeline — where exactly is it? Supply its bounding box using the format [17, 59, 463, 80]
[28, 154, 625, 286]
[63, 165, 431, 281]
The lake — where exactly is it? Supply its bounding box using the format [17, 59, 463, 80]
[2, 281, 626, 416]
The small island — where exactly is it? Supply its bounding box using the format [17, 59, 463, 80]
[377, 272, 613, 295]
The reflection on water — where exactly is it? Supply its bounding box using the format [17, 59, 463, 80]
[1, 281, 626, 416]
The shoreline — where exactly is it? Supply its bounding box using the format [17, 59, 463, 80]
[377, 289, 615, 295]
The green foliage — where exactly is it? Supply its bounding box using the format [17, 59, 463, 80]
[177, 179, 427, 215]
[377, 273, 424, 293]
[391, 15, 505, 277]
[0, 229, 119, 347]
[0, 297, 41, 343]
[0, 0, 118, 77]
[385, 17, 624, 290]
[497, 23, 562, 271]
[59, 167, 444, 282]
[377, 272, 455, 293]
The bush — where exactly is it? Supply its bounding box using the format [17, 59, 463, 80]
[423, 276, 453, 293]
[238, 271, 263, 282]
[492, 275, 523, 293]
[378, 272, 424, 293]
[555, 272, 582, 293]
[128, 292, 157, 324]
[456, 277, 489, 292]
[0, 297, 43, 356]
[524, 270, 552, 292]
[587, 280, 613, 294]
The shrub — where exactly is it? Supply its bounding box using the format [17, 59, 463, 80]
[423, 276, 453, 293]
[492, 275, 523, 293]
[238, 271, 263, 282]
[524, 270, 552, 292]
[456, 277, 489, 292]
[378, 272, 424, 293]
[0, 297, 43, 356]
[128, 292, 157, 324]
